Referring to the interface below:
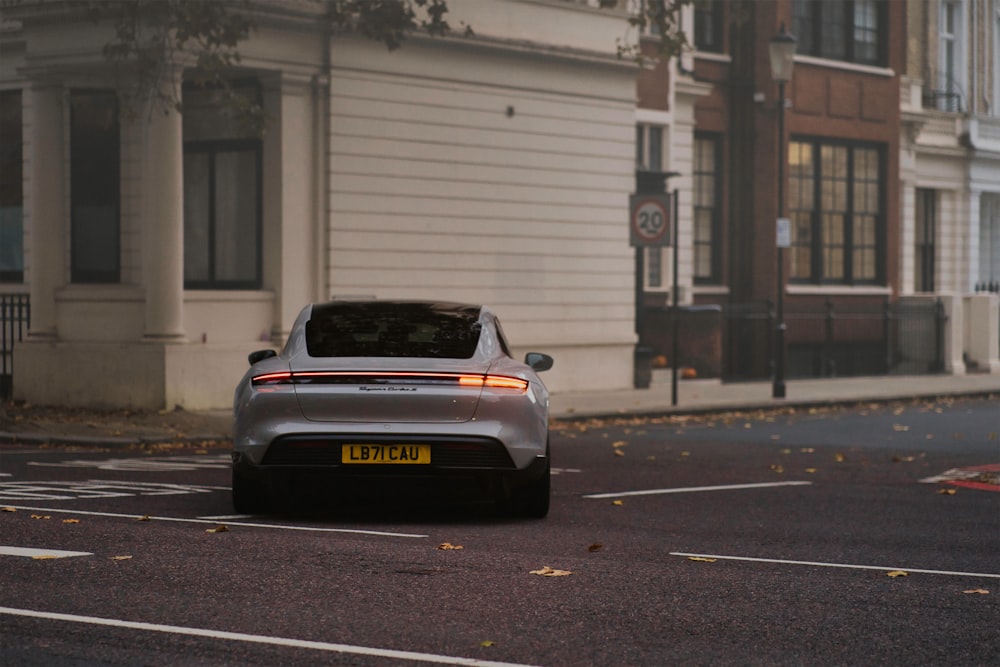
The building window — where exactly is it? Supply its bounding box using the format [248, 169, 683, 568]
[787, 139, 884, 285]
[693, 0, 723, 53]
[936, 1, 964, 112]
[182, 81, 262, 290]
[70, 91, 120, 284]
[636, 123, 666, 288]
[915, 189, 936, 292]
[792, 0, 885, 66]
[979, 194, 1000, 290]
[0, 91, 22, 283]
[693, 134, 720, 283]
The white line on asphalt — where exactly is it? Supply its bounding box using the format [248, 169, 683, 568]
[0, 607, 540, 667]
[0, 547, 92, 559]
[583, 481, 813, 499]
[198, 514, 254, 520]
[670, 552, 1000, 579]
[2, 506, 428, 539]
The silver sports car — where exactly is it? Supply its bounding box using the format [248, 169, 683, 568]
[232, 300, 554, 517]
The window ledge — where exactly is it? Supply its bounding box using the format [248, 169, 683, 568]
[787, 285, 892, 297]
[794, 55, 894, 78]
[184, 290, 274, 303]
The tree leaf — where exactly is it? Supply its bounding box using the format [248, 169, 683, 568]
[530, 566, 572, 577]
[112, 555, 133, 561]
[205, 524, 229, 533]
[62, 519, 80, 524]
[887, 570, 908, 578]
[137, 515, 152, 522]
[438, 542, 463, 550]
[963, 589, 989, 595]
[1, 507, 16, 512]
[938, 488, 957, 495]
[588, 543, 603, 553]
[688, 556, 717, 563]
[480, 640, 496, 647]
[612, 499, 624, 506]
[31, 554, 59, 560]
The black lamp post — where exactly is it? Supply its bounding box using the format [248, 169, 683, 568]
[769, 22, 796, 399]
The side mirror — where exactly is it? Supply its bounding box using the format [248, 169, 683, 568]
[524, 352, 553, 372]
[248, 349, 277, 366]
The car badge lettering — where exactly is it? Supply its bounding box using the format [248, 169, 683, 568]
[359, 386, 417, 392]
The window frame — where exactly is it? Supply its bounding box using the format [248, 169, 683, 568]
[692, 132, 722, 285]
[787, 137, 886, 286]
[915, 188, 936, 293]
[693, 0, 724, 53]
[182, 138, 263, 290]
[792, 0, 887, 67]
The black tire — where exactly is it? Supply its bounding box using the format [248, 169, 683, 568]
[505, 457, 550, 519]
[232, 468, 270, 514]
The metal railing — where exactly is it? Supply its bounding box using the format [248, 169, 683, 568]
[1, 294, 30, 400]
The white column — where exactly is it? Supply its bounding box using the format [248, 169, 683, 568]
[26, 82, 66, 339]
[141, 75, 186, 342]
[262, 73, 317, 345]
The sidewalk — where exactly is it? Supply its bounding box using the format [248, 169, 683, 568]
[1, 372, 998, 447]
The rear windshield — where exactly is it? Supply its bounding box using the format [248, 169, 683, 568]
[305, 302, 483, 359]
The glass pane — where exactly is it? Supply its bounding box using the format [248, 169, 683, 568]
[183, 153, 211, 283]
[648, 126, 662, 171]
[820, 0, 847, 60]
[0, 207, 24, 277]
[214, 150, 258, 282]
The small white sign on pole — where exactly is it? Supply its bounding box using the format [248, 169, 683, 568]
[776, 217, 791, 248]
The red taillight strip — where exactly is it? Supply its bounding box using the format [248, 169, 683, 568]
[252, 371, 527, 392]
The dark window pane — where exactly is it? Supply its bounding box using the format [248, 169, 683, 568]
[183, 152, 211, 283]
[0, 91, 23, 282]
[70, 91, 119, 284]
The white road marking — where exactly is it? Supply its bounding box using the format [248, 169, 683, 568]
[198, 514, 253, 520]
[2, 505, 428, 539]
[0, 480, 227, 501]
[670, 552, 1000, 579]
[0, 606, 538, 667]
[29, 455, 230, 472]
[583, 481, 813, 499]
[0, 547, 92, 559]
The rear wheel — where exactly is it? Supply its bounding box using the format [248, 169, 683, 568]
[505, 456, 550, 519]
[232, 468, 270, 514]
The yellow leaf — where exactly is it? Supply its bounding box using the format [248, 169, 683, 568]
[805, 468, 818, 474]
[612, 499, 624, 506]
[938, 488, 957, 495]
[205, 525, 229, 533]
[612, 440, 627, 448]
[680, 451, 690, 457]
[1, 507, 16, 512]
[834, 453, 846, 462]
[614, 449, 625, 457]
[32, 554, 59, 560]
[438, 542, 464, 550]
[963, 589, 989, 595]
[892, 424, 910, 432]
[588, 543, 603, 553]
[137, 515, 152, 522]
[30, 515, 51, 520]
[887, 570, 908, 578]
[62, 519, 80, 524]
[892, 455, 915, 462]
[112, 555, 133, 561]
[770, 464, 785, 473]
[688, 557, 717, 563]
[480, 640, 496, 648]
[530, 566, 572, 577]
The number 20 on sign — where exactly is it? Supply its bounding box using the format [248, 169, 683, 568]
[629, 195, 672, 247]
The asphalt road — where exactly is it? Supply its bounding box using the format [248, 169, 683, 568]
[1, 397, 998, 666]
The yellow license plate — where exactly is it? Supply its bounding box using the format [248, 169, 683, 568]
[342, 444, 431, 464]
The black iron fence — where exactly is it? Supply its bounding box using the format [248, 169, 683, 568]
[641, 298, 947, 382]
[1, 294, 30, 399]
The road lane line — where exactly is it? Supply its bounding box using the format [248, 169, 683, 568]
[0, 547, 92, 559]
[670, 552, 1000, 579]
[583, 481, 813, 499]
[2, 505, 428, 539]
[0, 606, 539, 667]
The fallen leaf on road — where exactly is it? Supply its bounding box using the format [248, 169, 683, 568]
[137, 515, 152, 521]
[62, 519, 80, 524]
[938, 488, 957, 495]
[770, 464, 785, 473]
[688, 557, 717, 563]
[112, 555, 133, 561]
[438, 543, 464, 550]
[887, 571, 908, 578]
[612, 499, 624, 506]
[205, 525, 229, 533]
[530, 566, 572, 577]
[30, 515, 51, 520]
[892, 455, 915, 462]
[834, 453, 846, 462]
[612, 440, 627, 448]
[31, 554, 59, 560]
[480, 640, 496, 647]
[801, 448, 815, 453]
[963, 589, 989, 595]
[614, 449, 625, 457]
[588, 543, 603, 552]
[2, 507, 16, 512]
[805, 468, 818, 474]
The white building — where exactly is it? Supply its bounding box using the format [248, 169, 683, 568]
[0, 0, 643, 409]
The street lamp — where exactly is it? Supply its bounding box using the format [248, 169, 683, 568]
[769, 22, 796, 399]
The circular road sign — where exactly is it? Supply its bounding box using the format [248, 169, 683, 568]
[630, 195, 671, 246]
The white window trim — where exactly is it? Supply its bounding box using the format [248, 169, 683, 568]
[938, 0, 967, 109]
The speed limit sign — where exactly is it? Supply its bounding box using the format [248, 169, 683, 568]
[629, 194, 672, 247]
